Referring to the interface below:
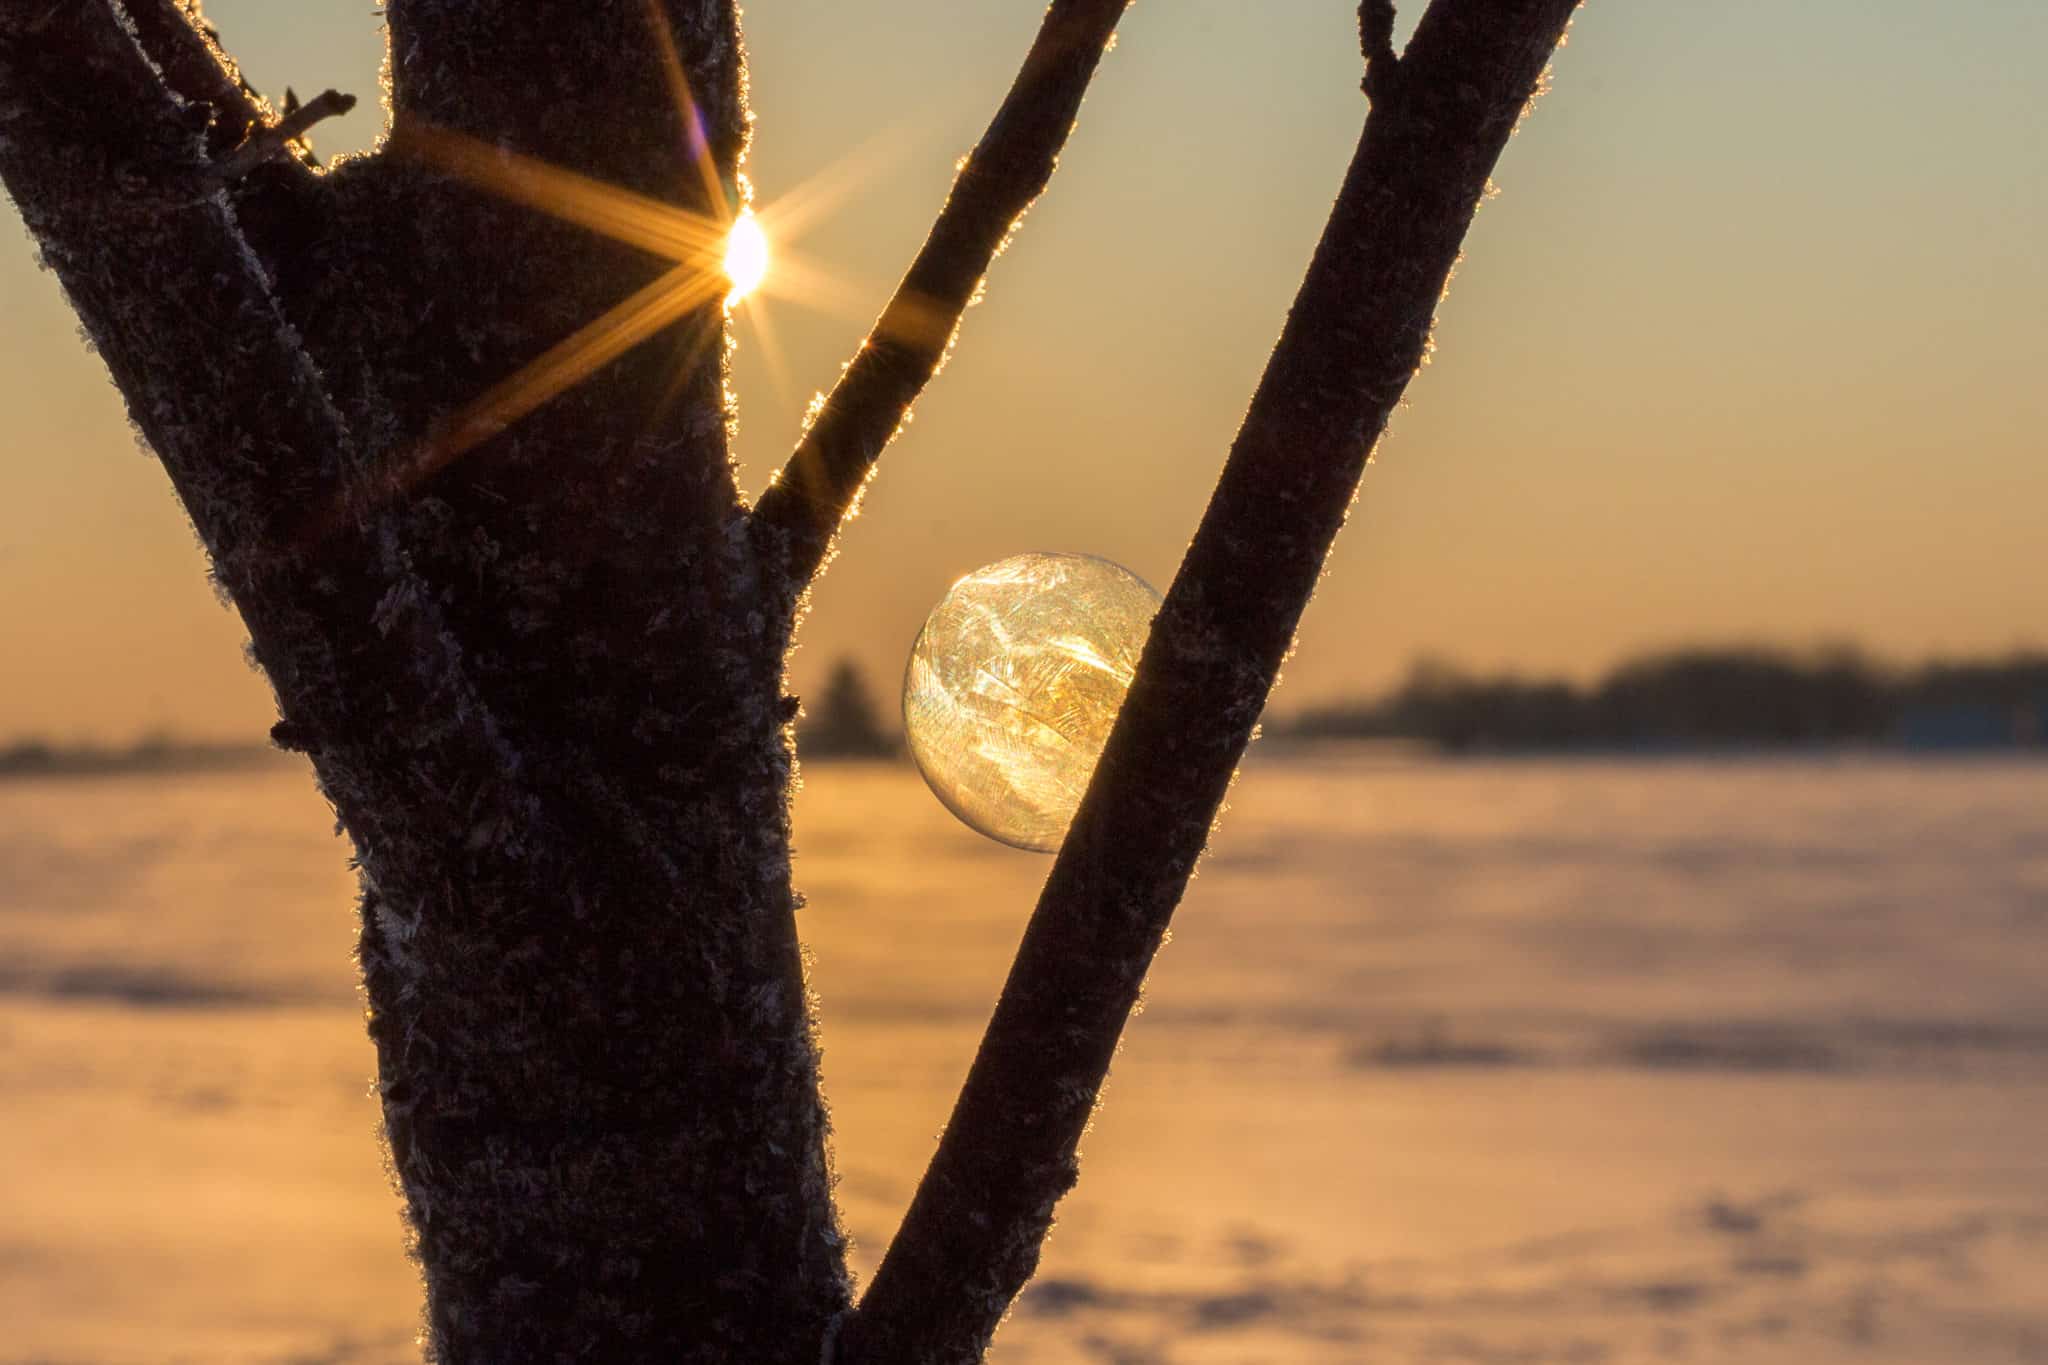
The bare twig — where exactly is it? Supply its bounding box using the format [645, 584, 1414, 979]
[748, 0, 1132, 600]
[213, 88, 355, 182]
[838, 2, 1582, 1361]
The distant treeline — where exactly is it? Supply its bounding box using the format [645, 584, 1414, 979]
[13, 648, 2045, 773]
[1285, 649, 2048, 752]
[0, 736, 284, 779]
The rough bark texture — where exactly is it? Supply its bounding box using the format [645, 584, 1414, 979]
[1, 0, 1583, 1360]
[840, 3, 1583, 1360]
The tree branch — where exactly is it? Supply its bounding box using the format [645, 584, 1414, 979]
[117, 0, 269, 156]
[748, 0, 1131, 600]
[0, 0, 432, 907]
[0, 0, 354, 571]
[839, 2, 1582, 1360]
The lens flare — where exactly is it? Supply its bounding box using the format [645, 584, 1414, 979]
[308, 0, 885, 538]
[725, 211, 769, 303]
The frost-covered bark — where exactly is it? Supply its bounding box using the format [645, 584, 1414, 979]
[2, 2, 843, 1359]
[2, 0, 1582, 1360]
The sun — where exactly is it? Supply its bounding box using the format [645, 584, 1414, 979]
[308, 0, 904, 541]
[724, 210, 770, 304]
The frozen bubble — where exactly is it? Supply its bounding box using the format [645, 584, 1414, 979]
[903, 552, 1162, 852]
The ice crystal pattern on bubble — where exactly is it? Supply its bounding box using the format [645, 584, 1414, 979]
[903, 553, 1162, 852]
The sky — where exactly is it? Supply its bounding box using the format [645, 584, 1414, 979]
[2, 0, 2043, 742]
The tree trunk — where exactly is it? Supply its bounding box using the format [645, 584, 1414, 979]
[339, 646, 846, 1361]
[4, 1, 847, 1357]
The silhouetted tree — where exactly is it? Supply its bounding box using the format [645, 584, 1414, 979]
[0, 1, 1581, 1359]
[799, 658, 895, 759]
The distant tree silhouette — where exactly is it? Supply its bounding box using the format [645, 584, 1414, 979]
[0, 1, 1582, 1359]
[799, 658, 896, 759]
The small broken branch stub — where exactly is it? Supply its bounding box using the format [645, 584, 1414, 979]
[213, 88, 356, 183]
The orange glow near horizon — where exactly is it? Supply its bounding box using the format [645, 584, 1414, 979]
[13, 2, 2048, 741]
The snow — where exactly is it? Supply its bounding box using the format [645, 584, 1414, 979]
[1, 752, 2044, 1362]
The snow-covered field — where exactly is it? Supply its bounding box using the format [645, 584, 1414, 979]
[2, 752, 2044, 1362]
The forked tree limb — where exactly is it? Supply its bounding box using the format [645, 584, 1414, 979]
[8, 0, 1585, 1355]
[748, 0, 1131, 602]
[840, 2, 1582, 1360]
